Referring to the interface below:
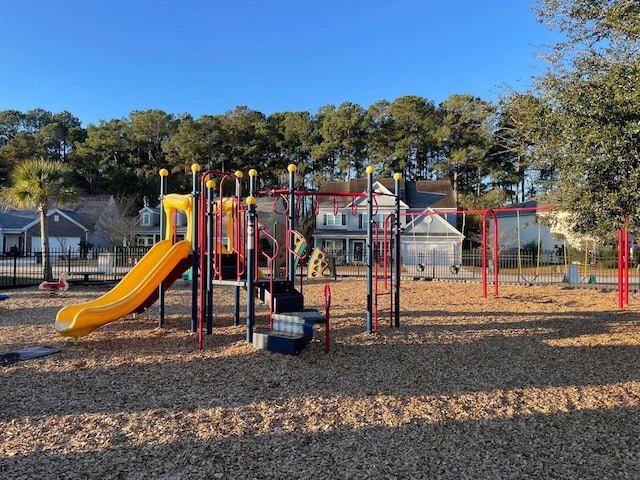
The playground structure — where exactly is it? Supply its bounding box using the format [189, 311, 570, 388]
[53, 165, 342, 354]
[53, 163, 635, 349]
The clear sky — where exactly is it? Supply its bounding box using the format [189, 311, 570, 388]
[0, 0, 557, 126]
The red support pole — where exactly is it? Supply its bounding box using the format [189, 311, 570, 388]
[482, 211, 488, 298]
[618, 229, 623, 309]
[482, 210, 499, 297]
[624, 228, 630, 307]
[492, 211, 499, 297]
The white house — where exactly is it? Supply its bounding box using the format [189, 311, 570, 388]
[313, 178, 464, 266]
[495, 200, 563, 259]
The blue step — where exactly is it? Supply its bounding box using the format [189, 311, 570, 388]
[252, 331, 312, 355]
[271, 317, 314, 337]
[257, 281, 304, 313]
[252, 308, 325, 355]
[273, 308, 326, 324]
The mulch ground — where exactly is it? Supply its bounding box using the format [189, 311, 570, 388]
[1, 278, 640, 479]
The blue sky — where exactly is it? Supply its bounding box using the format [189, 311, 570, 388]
[0, 0, 557, 126]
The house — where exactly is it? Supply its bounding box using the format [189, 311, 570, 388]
[0, 196, 113, 256]
[132, 197, 277, 247]
[136, 203, 164, 247]
[126, 184, 463, 269]
[313, 179, 464, 266]
[135, 201, 190, 247]
[495, 199, 562, 259]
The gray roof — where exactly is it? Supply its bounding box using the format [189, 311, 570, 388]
[56, 195, 113, 229]
[316, 179, 456, 209]
[0, 210, 38, 229]
[0, 195, 114, 231]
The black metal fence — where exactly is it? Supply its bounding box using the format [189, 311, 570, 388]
[0, 247, 150, 288]
[0, 246, 635, 289]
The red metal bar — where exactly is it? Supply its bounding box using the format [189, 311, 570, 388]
[618, 229, 623, 309]
[259, 228, 280, 328]
[382, 213, 396, 328]
[482, 209, 499, 297]
[383, 213, 394, 289]
[492, 211, 499, 296]
[482, 210, 489, 298]
[625, 228, 630, 306]
[230, 197, 249, 281]
[173, 210, 178, 243]
[373, 222, 379, 332]
[620, 227, 630, 308]
[273, 194, 288, 215]
[261, 189, 377, 198]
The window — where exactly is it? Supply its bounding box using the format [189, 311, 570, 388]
[137, 236, 154, 247]
[142, 212, 151, 226]
[359, 213, 384, 229]
[323, 240, 344, 256]
[323, 214, 346, 226]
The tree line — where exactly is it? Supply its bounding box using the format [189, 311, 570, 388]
[0, 94, 543, 212]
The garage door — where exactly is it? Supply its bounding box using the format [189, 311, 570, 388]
[32, 236, 81, 254]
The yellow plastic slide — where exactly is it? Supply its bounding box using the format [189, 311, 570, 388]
[55, 239, 191, 339]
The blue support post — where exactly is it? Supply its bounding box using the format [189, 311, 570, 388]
[234, 287, 241, 327]
[190, 163, 201, 333]
[246, 168, 258, 343]
[287, 164, 296, 284]
[394, 172, 402, 328]
[158, 168, 169, 328]
[366, 165, 374, 333]
[205, 178, 215, 335]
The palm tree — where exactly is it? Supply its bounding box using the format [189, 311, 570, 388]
[1, 158, 77, 280]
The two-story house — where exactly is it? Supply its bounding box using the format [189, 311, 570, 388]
[313, 179, 464, 266]
[135, 202, 189, 247]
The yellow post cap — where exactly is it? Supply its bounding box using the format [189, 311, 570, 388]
[366, 166, 374, 174]
[206, 179, 216, 189]
[287, 164, 297, 173]
[191, 163, 201, 172]
[249, 169, 258, 177]
[235, 170, 243, 179]
[246, 195, 257, 205]
[393, 173, 402, 180]
[159, 169, 169, 177]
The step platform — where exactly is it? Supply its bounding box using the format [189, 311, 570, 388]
[253, 309, 325, 355]
[256, 280, 304, 313]
[253, 330, 312, 355]
[272, 308, 326, 325]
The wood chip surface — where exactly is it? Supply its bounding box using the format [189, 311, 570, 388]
[1, 279, 640, 479]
